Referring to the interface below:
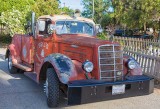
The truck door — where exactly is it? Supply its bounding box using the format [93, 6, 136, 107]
[21, 35, 34, 64]
[34, 19, 54, 73]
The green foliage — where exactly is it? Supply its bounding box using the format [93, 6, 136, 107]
[0, 0, 34, 14]
[0, 34, 11, 43]
[0, 0, 34, 36]
[97, 32, 108, 40]
[82, 0, 111, 24]
[32, 0, 60, 17]
[112, 0, 160, 30]
[0, 7, 31, 36]
[61, 7, 74, 16]
[101, 14, 115, 28]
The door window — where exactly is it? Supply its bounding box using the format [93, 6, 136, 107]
[38, 19, 51, 36]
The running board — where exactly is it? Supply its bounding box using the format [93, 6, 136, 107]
[24, 72, 37, 82]
[14, 63, 32, 71]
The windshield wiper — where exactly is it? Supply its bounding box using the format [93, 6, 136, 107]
[61, 19, 67, 30]
[84, 22, 93, 34]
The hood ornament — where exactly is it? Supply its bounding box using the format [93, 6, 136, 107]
[106, 25, 115, 42]
[109, 34, 114, 42]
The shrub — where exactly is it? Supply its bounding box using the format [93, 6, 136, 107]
[0, 7, 31, 37]
[0, 34, 11, 43]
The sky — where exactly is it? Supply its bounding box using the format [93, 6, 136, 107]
[60, 0, 83, 11]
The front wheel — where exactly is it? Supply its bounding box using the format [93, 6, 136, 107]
[8, 53, 18, 74]
[45, 68, 60, 108]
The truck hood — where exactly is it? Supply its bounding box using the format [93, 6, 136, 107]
[57, 35, 119, 47]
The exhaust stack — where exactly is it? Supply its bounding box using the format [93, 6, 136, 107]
[31, 12, 35, 36]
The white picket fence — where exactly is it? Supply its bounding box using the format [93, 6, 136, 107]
[114, 37, 160, 81]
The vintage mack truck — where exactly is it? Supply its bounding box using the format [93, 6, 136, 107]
[5, 12, 154, 107]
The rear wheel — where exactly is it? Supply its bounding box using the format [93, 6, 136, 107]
[8, 53, 18, 74]
[45, 68, 60, 108]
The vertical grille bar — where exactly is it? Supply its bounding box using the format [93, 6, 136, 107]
[98, 44, 123, 81]
[113, 45, 116, 81]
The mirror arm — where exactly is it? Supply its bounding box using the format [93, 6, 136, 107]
[34, 21, 39, 39]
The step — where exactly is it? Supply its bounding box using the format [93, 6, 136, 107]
[24, 72, 37, 82]
[14, 63, 32, 71]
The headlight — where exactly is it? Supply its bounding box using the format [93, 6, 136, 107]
[128, 59, 136, 69]
[82, 60, 94, 73]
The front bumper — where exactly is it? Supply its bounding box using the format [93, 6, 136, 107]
[68, 75, 154, 105]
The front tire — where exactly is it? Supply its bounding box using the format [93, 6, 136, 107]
[45, 68, 60, 108]
[8, 53, 18, 74]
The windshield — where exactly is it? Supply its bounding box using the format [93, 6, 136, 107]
[56, 20, 94, 36]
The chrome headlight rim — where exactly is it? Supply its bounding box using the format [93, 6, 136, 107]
[82, 60, 94, 73]
[128, 59, 136, 69]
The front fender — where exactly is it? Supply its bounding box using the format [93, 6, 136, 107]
[44, 53, 77, 84]
[123, 54, 142, 76]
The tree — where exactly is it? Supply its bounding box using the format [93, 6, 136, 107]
[60, 7, 74, 16]
[0, 0, 34, 15]
[112, 0, 160, 31]
[0, 0, 60, 36]
[82, 0, 111, 24]
[32, 0, 60, 17]
[0, 7, 30, 36]
[0, 0, 34, 36]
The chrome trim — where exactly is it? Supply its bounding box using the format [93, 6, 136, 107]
[113, 44, 116, 81]
[71, 44, 79, 48]
[98, 44, 123, 81]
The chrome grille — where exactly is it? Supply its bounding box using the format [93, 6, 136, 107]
[98, 44, 123, 81]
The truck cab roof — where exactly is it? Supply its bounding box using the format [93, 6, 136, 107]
[38, 15, 95, 24]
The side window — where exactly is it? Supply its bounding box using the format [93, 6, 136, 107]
[38, 19, 51, 35]
[39, 20, 46, 34]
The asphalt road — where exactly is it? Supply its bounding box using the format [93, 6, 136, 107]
[1, 47, 160, 109]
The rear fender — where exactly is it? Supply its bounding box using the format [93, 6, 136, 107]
[7, 34, 22, 64]
[44, 53, 77, 84]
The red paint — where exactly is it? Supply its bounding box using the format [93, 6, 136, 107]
[7, 15, 142, 83]
[9, 34, 22, 64]
[21, 35, 34, 64]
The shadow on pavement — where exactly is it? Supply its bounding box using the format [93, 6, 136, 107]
[154, 80, 160, 89]
[0, 53, 5, 60]
[0, 57, 69, 108]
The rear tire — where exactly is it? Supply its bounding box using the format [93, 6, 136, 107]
[8, 53, 18, 74]
[45, 68, 60, 108]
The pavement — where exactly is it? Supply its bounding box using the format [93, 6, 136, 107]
[1, 47, 160, 109]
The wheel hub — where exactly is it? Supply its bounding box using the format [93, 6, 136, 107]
[8, 56, 12, 70]
[45, 79, 49, 98]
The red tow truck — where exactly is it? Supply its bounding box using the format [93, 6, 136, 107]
[6, 12, 154, 107]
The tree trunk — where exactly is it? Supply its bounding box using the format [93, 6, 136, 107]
[143, 22, 147, 34]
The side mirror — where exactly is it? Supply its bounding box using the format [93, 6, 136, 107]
[48, 24, 56, 34]
[38, 20, 46, 31]
[96, 24, 103, 34]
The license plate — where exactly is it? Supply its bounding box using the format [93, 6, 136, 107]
[112, 84, 125, 95]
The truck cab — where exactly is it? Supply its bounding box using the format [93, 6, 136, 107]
[6, 13, 154, 108]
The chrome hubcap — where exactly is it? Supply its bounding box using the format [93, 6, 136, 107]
[44, 78, 48, 98]
[8, 56, 12, 70]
